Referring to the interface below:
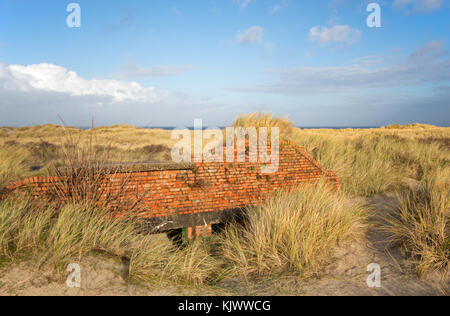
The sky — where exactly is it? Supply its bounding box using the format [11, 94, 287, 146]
[0, 0, 449, 127]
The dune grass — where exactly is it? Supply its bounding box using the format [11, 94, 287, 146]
[0, 125, 217, 285]
[0, 195, 218, 285]
[0, 146, 28, 192]
[0, 117, 449, 284]
[43, 204, 138, 273]
[233, 112, 294, 137]
[0, 196, 135, 268]
[292, 128, 449, 197]
[0, 124, 174, 178]
[381, 167, 449, 277]
[128, 236, 220, 286]
[44, 124, 139, 211]
[220, 181, 366, 278]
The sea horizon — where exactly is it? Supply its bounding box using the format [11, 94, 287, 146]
[77, 126, 384, 131]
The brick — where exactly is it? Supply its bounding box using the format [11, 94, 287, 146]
[3, 140, 339, 224]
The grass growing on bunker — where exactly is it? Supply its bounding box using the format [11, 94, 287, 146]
[233, 112, 294, 138]
[0, 116, 449, 288]
[0, 124, 220, 286]
[44, 121, 138, 211]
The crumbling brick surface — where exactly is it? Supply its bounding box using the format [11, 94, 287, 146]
[5, 140, 339, 226]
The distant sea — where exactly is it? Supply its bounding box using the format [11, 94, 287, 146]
[79, 126, 381, 130]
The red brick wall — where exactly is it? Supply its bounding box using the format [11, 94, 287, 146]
[5, 140, 339, 226]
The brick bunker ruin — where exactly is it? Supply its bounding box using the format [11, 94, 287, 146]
[5, 139, 338, 240]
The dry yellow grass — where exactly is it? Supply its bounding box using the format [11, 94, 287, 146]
[0, 118, 448, 282]
[0, 124, 175, 179]
[292, 126, 450, 197]
[0, 146, 28, 192]
[0, 124, 174, 150]
[0, 195, 137, 270]
[219, 181, 366, 278]
[381, 167, 449, 277]
[0, 193, 219, 285]
[128, 236, 219, 286]
[233, 112, 294, 137]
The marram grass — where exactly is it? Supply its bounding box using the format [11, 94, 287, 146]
[381, 167, 449, 277]
[128, 236, 220, 286]
[0, 195, 218, 286]
[219, 181, 367, 278]
[0, 116, 449, 284]
[233, 112, 294, 137]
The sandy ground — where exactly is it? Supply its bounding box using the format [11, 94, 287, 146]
[0, 256, 230, 296]
[0, 194, 448, 296]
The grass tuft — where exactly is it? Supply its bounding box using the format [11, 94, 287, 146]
[1, 118, 449, 287]
[44, 121, 144, 213]
[293, 131, 448, 197]
[0, 146, 28, 193]
[129, 237, 219, 286]
[381, 168, 449, 277]
[233, 112, 294, 137]
[44, 204, 138, 273]
[0, 196, 138, 272]
[219, 181, 366, 278]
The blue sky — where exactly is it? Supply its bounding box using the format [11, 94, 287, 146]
[0, 0, 449, 127]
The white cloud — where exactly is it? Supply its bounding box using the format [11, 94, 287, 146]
[0, 63, 235, 127]
[309, 25, 361, 45]
[268, 5, 282, 14]
[410, 40, 447, 61]
[1, 63, 167, 103]
[268, 0, 288, 14]
[227, 41, 450, 95]
[393, 0, 442, 12]
[234, 0, 254, 9]
[224, 41, 450, 126]
[237, 26, 264, 44]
